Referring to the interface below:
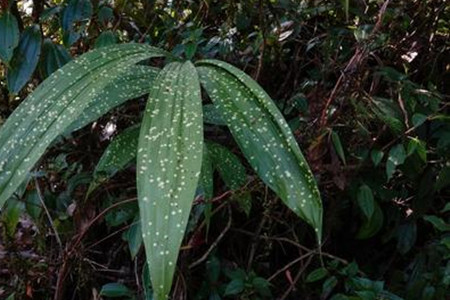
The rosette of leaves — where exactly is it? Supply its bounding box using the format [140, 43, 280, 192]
[0, 43, 322, 299]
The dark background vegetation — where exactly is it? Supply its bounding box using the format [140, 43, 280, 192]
[0, 0, 449, 299]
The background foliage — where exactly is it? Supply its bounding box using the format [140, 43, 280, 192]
[0, 0, 449, 299]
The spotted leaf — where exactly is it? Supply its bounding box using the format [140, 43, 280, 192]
[65, 65, 159, 133]
[0, 44, 166, 208]
[197, 60, 323, 241]
[206, 141, 247, 190]
[87, 125, 140, 196]
[199, 143, 214, 200]
[137, 61, 203, 299]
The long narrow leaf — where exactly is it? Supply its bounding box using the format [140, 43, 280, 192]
[137, 61, 203, 299]
[65, 65, 159, 133]
[0, 44, 166, 208]
[197, 60, 322, 241]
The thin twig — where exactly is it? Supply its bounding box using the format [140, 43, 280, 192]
[72, 197, 137, 248]
[319, 0, 391, 127]
[280, 255, 313, 300]
[189, 205, 232, 269]
[232, 228, 352, 266]
[247, 186, 269, 270]
[267, 252, 314, 282]
[34, 178, 62, 251]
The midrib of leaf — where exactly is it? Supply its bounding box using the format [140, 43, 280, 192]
[197, 60, 322, 241]
[0, 44, 166, 207]
[137, 61, 203, 299]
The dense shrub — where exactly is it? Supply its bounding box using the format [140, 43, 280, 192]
[0, 0, 449, 299]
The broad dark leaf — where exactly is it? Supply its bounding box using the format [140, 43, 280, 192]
[7, 25, 42, 94]
[95, 31, 117, 48]
[61, 0, 93, 46]
[0, 11, 20, 62]
[40, 39, 72, 78]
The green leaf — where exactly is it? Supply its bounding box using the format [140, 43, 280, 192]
[137, 61, 203, 300]
[0, 44, 166, 209]
[5, 293, 15, 300]
[355, 291, 377, 300]
[6, 25, 42, 94]
[371, 97, 405, 134]
[370, 149, 384, 167]
[207, 142, 246, 190]
[99, 283, 133, 298]
[87, 125, 140, 196]
[61, 0, 93, 46]
[199, 144, 214, 200]
[203, 104, 227, 125]
[441, 203, 450, 213]
[423, 215, 450, 232]
[40, 6, 62, 22]
[356, 202, 384, 239]
[407, 138, 427, 163]
[321, 276, 338, 298]
[25, 190, 42, 221]
[227, 268, 247, 280]
[252, 277, 272, 297]
[206, 256, 221, 282]
[386, 144, 406, 180]
[330, 294, 350, 300]
[40, 39, 72, 78]
[224, 279, 245, 296]
[197, 60, 323, 242]
[396, 222, 417, 254]
[98, 5, 115, 25]
[436, 164, 450, 191]
[440, 236, 450, 249]
[412, 113, 427, 127]
[184, 42, 198, 60]
[65, 65, 159, 133]
[357, 184, 375, 220]
[142, 262, 153, 300]
[1, 198, 24, 237]
[199, 144, 214, 231]
[0, 11, 20, 62]
[331, 130, 346, 165]
[235, 191, 252, 216]
[306, 267, 329, 282]
[95, 30, 117, 48]
[123, 217, 143, 259]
